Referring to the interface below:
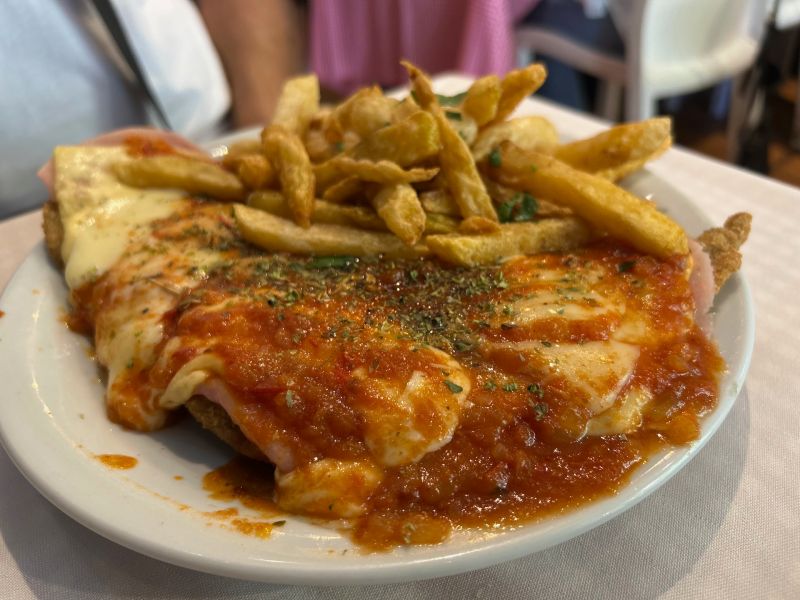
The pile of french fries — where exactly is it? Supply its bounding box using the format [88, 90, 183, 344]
[113, 61, 688, 266]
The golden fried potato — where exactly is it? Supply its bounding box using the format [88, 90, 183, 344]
[327, 157, 439, 185]
[371, 183, 426, 245]
[304, 126, 335, 163]
[462, 75, 501, 126]
[314, 111, 442, 193]
[235, 203, 429, 258]
[491, 64, 547, 124]
[271, 74, 320, 136]
[403, 61, 498, 226]
[472, 116, 559, 161]
[391, 96, 422, 122]
[489, 142, 688, 257]
[419, 189, 460, 216]
[222, 153, 276, 190]
[351, 110, 442, 165]
[225, 139, 261, 158]
[112, 155, 245, 201]
[249, 190, 385, 230]
[250, 189, 457, 235]
[444, 109, 479, 146]
[427, 218, 591, 266]
[554, 117, 672, 181]
[261, 126, 315, 227]
[328, 86, 396, 139]
[322, 176, 366, 204]
[424, 212, 459, 234]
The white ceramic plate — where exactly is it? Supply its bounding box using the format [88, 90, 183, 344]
[0, 80, 754, 585]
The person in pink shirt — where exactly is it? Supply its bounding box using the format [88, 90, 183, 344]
[309, 0, 539, 97]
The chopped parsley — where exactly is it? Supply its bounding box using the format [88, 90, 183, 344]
[444, 380, 464, 393]
[285, 390, 296, 407]
[435, 91, 468, 106]
[488, 148, 502, 168]
[444, 110, 463, 121]
[497, 193, 538, 223]
[502, 382, 518, 392]
[527, 383, 544, 398]
[484, 380, 498, 391]
[618, 260, 636, 273]
[531, 402, 548, 420]
[307, 255, 357, 269]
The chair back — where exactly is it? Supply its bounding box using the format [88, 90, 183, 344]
[625, 0, 768, 119]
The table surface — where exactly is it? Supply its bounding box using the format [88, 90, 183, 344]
[1, 92, 798, 600]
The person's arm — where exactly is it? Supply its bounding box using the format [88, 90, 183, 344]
[199, 0, 305, 128]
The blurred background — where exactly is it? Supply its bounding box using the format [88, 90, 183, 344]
[1, 0, 797, 218]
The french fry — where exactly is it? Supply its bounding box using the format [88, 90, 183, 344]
[271, 74, 320, 136]
[225, 139, 261, 158]
[472, 116, 559, 161]
[427, 218, 592, 266]
[491, 64, 547, 124]
[424, 212, 459, 234]
[327, 157, 439, 185]
[304, 126, 334, 162]
[222, 153, 276, 190]
[458, 216, 501, 234]
[328, 86, 396, 139]
[249, 190, 386, 230]
[261, 126, 315, 227]
[351, 110, 442, 165]
[403, 61, 498, 226]
[235, 203, 429, 258]
[462, 75, 501, 126]
[419, 189, 460, 216]
[445, 109, 479, 146]
[490, 142, 688, 257]
[371, 183, 426, 245]
[554, 118, 672, 181]
[112, 155, 245, 201]
[250, 189, 457, 235]
[391, 96, 421, 122]
[314, 111, 442, 193]
[322, 176, 365, 204]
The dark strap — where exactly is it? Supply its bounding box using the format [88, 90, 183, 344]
[90, 0, 173, 130]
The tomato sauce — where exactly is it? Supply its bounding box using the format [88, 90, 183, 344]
[71, 205, 724, 550]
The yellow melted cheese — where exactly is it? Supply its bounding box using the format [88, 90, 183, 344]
[54, 146, 185, 289]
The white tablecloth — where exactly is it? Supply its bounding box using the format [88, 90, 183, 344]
[1, 97, 798, 599]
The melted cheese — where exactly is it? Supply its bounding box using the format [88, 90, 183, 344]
[350, 347, 471, 467]
[54, 146, 185, 289]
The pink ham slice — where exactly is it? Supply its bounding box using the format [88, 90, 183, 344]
[688, 238, 716, 334]
[37, 127, 207, 197]
[194, 378, 298, 473]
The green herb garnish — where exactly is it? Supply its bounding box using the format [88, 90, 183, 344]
[488, 148, 502, 168]
[503, 382, 518, 392]
[497, 193, 538, 223]
[618, 260, 636, 273]
[527, 383, 544, 398]
[307, 255, 357, 269]
[531, 402, 548, 420]
[445, 110, 463, 121]
[435, 91, 468, 106]
[444, 379, 464, 393]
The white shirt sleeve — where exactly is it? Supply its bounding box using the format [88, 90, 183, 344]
[110, 0, 232, 140]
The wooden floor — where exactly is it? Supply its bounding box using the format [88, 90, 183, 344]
[671, 81, 800, 188]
